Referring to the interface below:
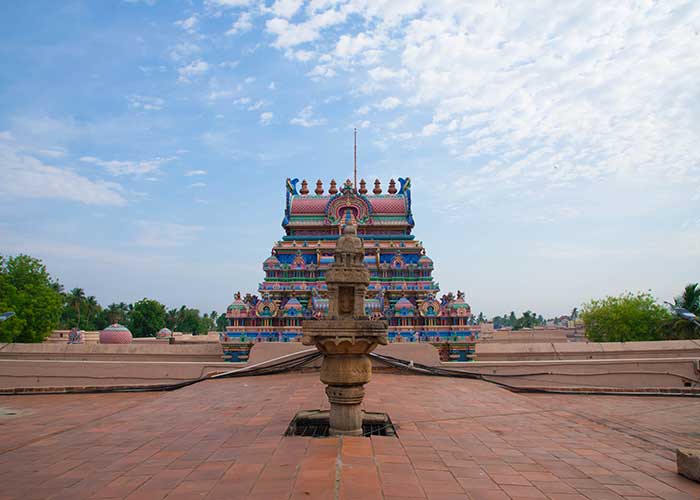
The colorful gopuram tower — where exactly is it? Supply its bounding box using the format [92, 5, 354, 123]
[221, 177, 479, 362]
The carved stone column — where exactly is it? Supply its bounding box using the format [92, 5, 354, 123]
[302, 221, 388, 436]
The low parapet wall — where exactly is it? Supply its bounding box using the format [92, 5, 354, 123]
[453, 358, 700, 391]
[475, 339, 700, 361]
[1, 341, 698, 393]
[0, 359, 233, 391]
[0, 342, 224, 362]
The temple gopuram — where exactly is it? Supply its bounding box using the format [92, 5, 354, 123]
[221, 177, 479, 362]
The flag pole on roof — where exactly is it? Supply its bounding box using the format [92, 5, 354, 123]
[353, 127, 357, 192]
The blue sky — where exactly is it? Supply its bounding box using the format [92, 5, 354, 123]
[1, 0, 698, 317]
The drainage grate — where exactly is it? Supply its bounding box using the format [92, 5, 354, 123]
[285, 410, 397, 438]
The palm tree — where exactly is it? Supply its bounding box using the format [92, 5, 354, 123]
[84, 296, 99, 330]
[570, 307, 578, 320]
[669, 283, 700, 339]
[68, 288, 85, 329]
[674, 283, 700, 314]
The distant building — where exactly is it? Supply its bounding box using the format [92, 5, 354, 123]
[221, 177, 479, 361]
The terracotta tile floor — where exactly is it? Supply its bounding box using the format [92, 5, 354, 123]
[0, 373, 698, 500]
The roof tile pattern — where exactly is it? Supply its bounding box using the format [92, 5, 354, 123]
[370, 196, 407, 214]
[290, 197, 329, 214]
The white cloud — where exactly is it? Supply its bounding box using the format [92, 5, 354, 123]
[174, 14, 198, 33]
[177, 59, 209, 83]
[307, 65, 335, 79]
[266, 6, 347, 48]
[226, 12, 253, 36]
[368, 66, 408, 82]
[185, 169, 207, 176]
[260, 112, 274, 126]
[80, 155, 174, 177]
[334, 32, 378, 59]
[189, 182, 206, 188]
[134, 221, 203, 248]
[208, 89, 238, 101]
[260, 1, 700, 208]
[247, 100, 266, 111]
[271, 0, 303, 18]
[0, 138, 126, 206]
[168, 42, 200, 62]
[205, 0, 252, 8]
[421, 122, 439, 136]
[127, 95, 164, 111]
[269, 81, 276, 90]
[290, 106, 327, 127]
[377, 96, 401, 110]
[285, 49, 315, 62]
[218, 60, 239, 69]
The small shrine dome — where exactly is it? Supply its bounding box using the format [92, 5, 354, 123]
[263, 254, 281, 269]
[227, 298, 248, 313]
[395, 297, 415, 317]
[99, 323, 133, 344]
[156, 327, 172, 339]
[418, 255, 433, 268]
[283, 297, 303, 317]
[447, 293, 471, 317]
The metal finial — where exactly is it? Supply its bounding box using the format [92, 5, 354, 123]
[353, 128, 357, 192]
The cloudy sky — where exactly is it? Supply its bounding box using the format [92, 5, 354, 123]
[1, 0, 699, 317]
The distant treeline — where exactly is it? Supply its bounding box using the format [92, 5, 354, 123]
[1, 254, 698, 343]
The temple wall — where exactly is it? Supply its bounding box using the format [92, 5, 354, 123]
[458, 358, 700, 390]
[481, 328, 577, 343]
[475, 339, 700, 361]
[0, 359, 232, 390]
[0, 341, 697, 392]
[0, 342, 224, 362]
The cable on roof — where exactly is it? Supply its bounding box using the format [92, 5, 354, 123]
[367, 352, 700, 396]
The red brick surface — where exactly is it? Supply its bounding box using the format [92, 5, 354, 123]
[0, 373, 698, 499]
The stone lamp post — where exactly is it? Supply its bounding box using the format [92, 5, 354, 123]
[302, 219, 388, 436]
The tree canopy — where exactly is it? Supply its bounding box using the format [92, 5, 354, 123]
[0, 255, 63, 343]
[580, 292, 671, 342]
[130, 298, 167, 337]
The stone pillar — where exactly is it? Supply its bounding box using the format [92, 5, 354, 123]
[302, 220, 388, 437]
[320, 353, 371, 436]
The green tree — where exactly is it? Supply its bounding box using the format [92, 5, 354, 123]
[0, 255, 63, 343]
[67, 287, 86, 329]
[165, 307, 179, 330]
[580, 292, 671, 342]
[129, 298, 167, 337]
[513, 310, 536, 330]
[216, 312, 229, 331]
[84, 295, 101, 330]
[175, 306, 205, 334]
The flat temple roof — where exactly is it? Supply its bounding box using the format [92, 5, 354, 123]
[0, 372, 698, 499]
